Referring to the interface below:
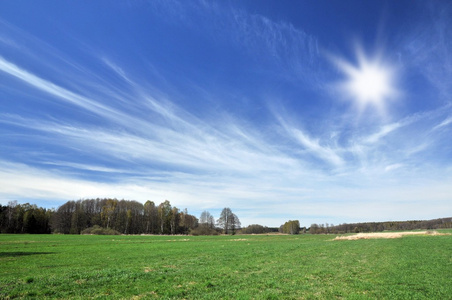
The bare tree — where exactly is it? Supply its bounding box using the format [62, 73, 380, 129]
[200, 210, 215, 229]
[217, 208, 241, 235]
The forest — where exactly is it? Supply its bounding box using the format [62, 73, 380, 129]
[0, 199, 240, 235]
[0, 199, 451, 235]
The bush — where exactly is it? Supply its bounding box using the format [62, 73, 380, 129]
[240, 224, 270, 234]
[189, 226, 219, 236]
[81, 225, 121, 235]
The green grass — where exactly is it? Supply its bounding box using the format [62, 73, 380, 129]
[1, 231, 451, 299]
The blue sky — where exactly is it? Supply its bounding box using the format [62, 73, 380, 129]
[1, 1, 451, 227]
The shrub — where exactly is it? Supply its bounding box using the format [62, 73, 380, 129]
[81, 225, 121, 235]
[240, 224, 271, 234]
[189, 226, 219, 236]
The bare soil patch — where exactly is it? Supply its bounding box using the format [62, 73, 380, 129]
[333, 230, 448, 241]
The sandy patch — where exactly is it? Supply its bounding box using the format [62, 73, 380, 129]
[163, 265, 177, 268]
[229, 238, 248, 241]
[334, 231, 447, 241]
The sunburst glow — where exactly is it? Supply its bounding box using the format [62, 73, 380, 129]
[333, 46, 398, 114]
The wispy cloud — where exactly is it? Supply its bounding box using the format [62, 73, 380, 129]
[399, 2, 452, 101]
[277, 118, 344, 167]
[433, 116, 452, 130]
[101, 57, 133, 85]
[0, 56, 120, 119]
[364, 122, 402, 144]
[149, 0, 322, 85]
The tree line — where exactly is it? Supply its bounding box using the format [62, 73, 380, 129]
[240, 224, 278, 234]
[0, 199, 242, 235]
[0, 201, 52, 234]
[309, 218, 452, 234]
[2, 199, 451, 235]
[51, 198, 200, 235]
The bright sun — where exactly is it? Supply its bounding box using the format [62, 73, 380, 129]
[333, 46, 398, 115]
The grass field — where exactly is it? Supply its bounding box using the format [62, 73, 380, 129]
[1, 231, 451, 299]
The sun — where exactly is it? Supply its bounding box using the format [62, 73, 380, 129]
[347, 61, 392, 105]
[332, 46, 398, 115]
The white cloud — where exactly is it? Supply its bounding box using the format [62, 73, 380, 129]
[364, 122, 402, 144]
[384, 163, 404, 172]
[0, 56, 119, 119]
[290, 128, 344, 166]
[273, 113, 344, 167]
[433, 116, 452, 130]
[101, 57, 133, 85]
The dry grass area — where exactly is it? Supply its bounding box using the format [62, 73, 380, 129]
[334, 230, 448, 241]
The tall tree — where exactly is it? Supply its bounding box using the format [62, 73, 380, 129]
[229, 213, 241, 235]
[217, 208, 241, 235]
[170, 206, 180, 234]
[144, 200, 158, 234]
[52, 201, 76, 234]
[101, 199, 117, 229]
[158, 200, 172, 234]
[200, 210, 215, 229]
[180, 209, 198, 234]
[6, 201, 18, 232]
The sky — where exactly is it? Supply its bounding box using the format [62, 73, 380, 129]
[0, 1, 451, 227]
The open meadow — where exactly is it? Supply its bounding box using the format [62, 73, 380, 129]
[1, 231, 451, 299]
